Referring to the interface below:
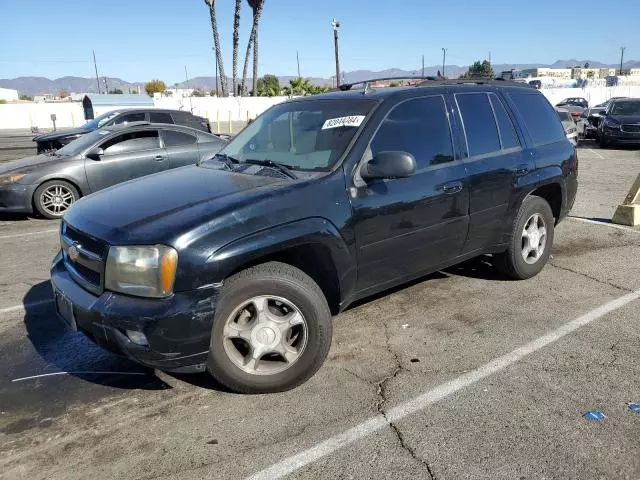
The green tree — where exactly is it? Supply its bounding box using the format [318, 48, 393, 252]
[389, 81, 401, 87]
[256, 74, 280, 96]
[461, 60, 494, 79]
[281, 77, 325, 96]
[241, 0, 265, 96]
[145, 79, 167, 96]
[108, 88, 123, 94]
[203, 0, 228, 96]
[19, 94, 33, 101]
[192, 89, 206, 97]
[0, 99, 6, 104]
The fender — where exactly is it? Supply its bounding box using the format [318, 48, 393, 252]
[206, 217, 357, 306]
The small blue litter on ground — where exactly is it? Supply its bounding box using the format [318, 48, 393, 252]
[628, 403, 640, 414]
[583, 410, 606, 421]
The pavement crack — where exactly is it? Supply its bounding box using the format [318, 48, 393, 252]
[549, 262, 632, 293]
[375, 322, 437, 480]
[608, 341, 620, 367]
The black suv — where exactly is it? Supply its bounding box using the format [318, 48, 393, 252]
[34, 109, 212, 153]
[50, 80, 578, 393]
[597, 98, 640, 147]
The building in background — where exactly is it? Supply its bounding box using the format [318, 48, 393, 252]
[0, 87, 19, 102]
[521, 68, 572, 79]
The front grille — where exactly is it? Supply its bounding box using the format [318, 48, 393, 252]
[621, 124, 640, 133]
[61, 222, 107, 295]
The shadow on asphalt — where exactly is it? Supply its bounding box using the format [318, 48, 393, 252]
[444, 255, 513, 281]
[0, 213, 32, 222]
[22, 281, 170, 391]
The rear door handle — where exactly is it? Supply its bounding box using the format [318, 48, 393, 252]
[154, 155, 166, 161]
[515, 165, 529, 177]
[442, 181, 463, 194]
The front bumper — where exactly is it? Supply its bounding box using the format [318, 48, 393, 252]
[50, 252, 219, 372]
[602, 129, 640, 144]
[0, 184, 34, 213]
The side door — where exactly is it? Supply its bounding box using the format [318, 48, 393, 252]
[160, 129, 201, 168]
[350, 95, 470, 294]
[453, 92, 532, 253]
[84, 129, 167, 192]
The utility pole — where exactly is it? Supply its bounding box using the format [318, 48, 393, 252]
[103, 77, 109, 94]
[422, 55, 425, 77]
[297, 51, 301, 78]
[332, 18, 341, 88]
[214, 48, 219, 96]
[442, 48, 448, 78]
[185, 66, 193, 112]
[93, 50, 101, 94]
[620, 47, 626, 75]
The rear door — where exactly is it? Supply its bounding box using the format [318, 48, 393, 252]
[84, 129, 167, 192]
[350, 95, 469, 293]
[160, 129, 201, 168]
[454, 91, 531, 253]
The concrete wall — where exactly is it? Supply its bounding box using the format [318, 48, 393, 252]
[1, 87, 639, 131]
[0, 88, 19, 102]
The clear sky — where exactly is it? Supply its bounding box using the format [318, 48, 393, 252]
[1, 0, 638, 83]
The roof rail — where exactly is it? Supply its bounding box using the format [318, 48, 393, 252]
[416, 77, 533, 88]
[338, 76, 437, 92]
[113, 120, 152, 128]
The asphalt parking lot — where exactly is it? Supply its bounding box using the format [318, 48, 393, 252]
[0, 141, 639, 480]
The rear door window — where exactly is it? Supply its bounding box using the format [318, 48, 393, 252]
[455, 93, 501, 157]
[508, 92, 566, 146]
[113, 112, 146, 125]
[149, 112, 174, 124]
[163, 130, 198, 147]
[489, 94, 520, 149]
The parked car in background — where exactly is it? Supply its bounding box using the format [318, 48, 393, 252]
[556, 97, 588, 109]
[598, 98, 640, 147]
[577, 107, 606, 139]
[1, 123, 227, 218]
[557, 109, 578, 145]
[50, 80, 578, 393]
[595, 97, 626, 108]
[33, 109, 213, 153]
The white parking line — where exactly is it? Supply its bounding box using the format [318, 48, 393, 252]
[0, 228, 59, 240]
[585, 148, 605, 160]
[246, 289, 640, 480]
[12, 371, 149, 382]
[569, 216, 640, 233]
[0, 299, 53, 316]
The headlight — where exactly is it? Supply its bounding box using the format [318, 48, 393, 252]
[603, 118, 621, 130]
[105, 245, 178, 298]
[0, 173, 25, 186]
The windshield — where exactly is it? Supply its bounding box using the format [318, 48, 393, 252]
[83, 111, 119, 130]
[610, 101, 640, 116]
[205, 98, 377, 171]
[56, 128, 112, 156]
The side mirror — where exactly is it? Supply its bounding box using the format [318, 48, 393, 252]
[361, 151, 416, 181]
[86, 147, 104, 160]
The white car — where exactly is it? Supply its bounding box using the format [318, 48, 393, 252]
[557, 109, 578, 145]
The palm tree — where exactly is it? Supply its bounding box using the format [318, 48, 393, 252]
[241, 0, 265, 96]
[203, 0, 228, 96]
[232, 0, 241, 96]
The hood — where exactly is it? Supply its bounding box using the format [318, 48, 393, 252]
[33, 126, 92, 142]
[606, 114, 640, 124]
[0, 153, 63, 176]
[63, 165, 289, 244]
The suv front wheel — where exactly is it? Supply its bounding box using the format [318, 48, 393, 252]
[207, 262, 332, 394]
[494, 195, 555, 280]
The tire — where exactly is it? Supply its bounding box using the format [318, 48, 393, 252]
[207, 261, 332, 394]
[33, 180, 80, 219]
[494, 195, 555, 280]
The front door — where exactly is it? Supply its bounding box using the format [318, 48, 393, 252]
[350, 95, 470, 295]
[84, 129, 167, 192]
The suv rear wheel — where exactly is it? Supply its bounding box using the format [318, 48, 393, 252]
[494, 195, 555, 280]
[207, 262, 332, 394]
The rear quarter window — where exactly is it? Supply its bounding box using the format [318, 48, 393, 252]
[508, 92, 566, 146]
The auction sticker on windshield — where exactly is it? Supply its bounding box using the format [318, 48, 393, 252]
[322, 115, 365, 130]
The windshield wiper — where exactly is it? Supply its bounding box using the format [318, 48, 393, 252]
[244, 159, 297, 179]
[209, 153, 240, 169]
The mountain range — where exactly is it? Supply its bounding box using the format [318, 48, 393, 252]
[2, 59, 639, 95]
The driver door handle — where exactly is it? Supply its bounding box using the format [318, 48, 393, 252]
[442, 181, 463, 194]
[154, 155, 166, 161]
[515, 165, 529, 177]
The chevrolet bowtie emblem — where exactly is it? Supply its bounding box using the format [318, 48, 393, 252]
[68, 243, 81, 262]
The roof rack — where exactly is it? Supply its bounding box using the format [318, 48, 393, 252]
[338, 76, 437, 92]
[416, 78, 532, 88]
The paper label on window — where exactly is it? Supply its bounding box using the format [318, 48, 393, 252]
[321, 115, 365, 130]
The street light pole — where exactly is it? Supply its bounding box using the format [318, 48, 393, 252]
[93, 50, 101, 94]
[620, 47, 626, 75]
[442, 48, 448, 78]
[297, 51, 301, 78]
[422, 55, 425, 77]
[332, 19, 341, 88]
